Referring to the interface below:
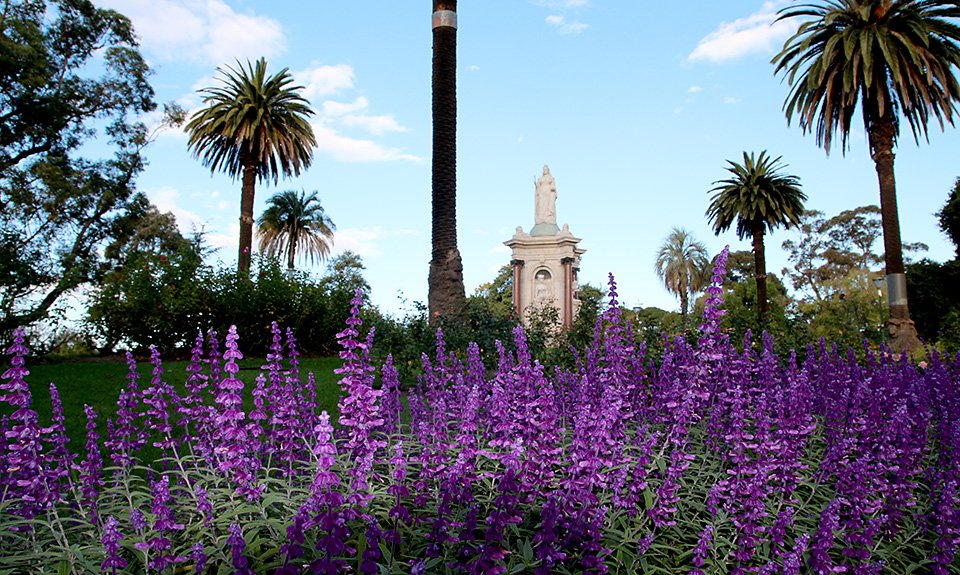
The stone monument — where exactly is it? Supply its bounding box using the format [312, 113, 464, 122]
[505, 165, 585, 328]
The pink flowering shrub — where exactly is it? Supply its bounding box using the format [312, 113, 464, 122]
[1, 251, 959, 574]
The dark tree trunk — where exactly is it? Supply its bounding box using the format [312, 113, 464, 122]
[428, 0, 465, 321]
[287, 230, 297, 271]
[752, 224, 768, 327]
[868, 109, 920, 352]
[679, 275, 689, 328]
[238, 159, 256, 276]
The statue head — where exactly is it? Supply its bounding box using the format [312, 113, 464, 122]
[543, 165, 550, 175]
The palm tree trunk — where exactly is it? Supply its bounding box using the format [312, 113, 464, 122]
[679, 275, 689, 328]
[287, 230, 297, 271]
[752, 224, 768, 326]
[238, 161, 256, 276]
[429, 0, 465, 321]
[868, 115, 921, 352]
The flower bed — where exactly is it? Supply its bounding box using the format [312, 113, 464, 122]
[2, 248, 959, 574]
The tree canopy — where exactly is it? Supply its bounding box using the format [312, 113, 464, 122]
[0, 0, 160, 336]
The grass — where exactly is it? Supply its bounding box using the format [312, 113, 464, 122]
[2, 354, 345, 452]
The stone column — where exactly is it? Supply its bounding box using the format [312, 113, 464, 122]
[561, 257, 574, 328]
[511, 259, 524, 317]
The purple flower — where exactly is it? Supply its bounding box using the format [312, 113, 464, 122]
[0, 327, 45, 522]
[105, 353, 146, 471]
[692, 525, 713, 568]
[143, 346, 179, 451]
[191, 542, 207, 574]
[77, 404, 104, 524]
[43, 382, 73, 504]
[335, 290, 385, 505]
[228, 522, 255, 575]
[212, 326, 261, 499]
[194, 485, 213, 527]
[100, 516, 128, 574]
[141, 474, 186, 571]
[179, 331, 210, 445]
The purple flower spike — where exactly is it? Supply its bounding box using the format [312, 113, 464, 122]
[335, 289, 385, 505]
[191, 542, 207, 574]
[698, 245, 730, 350]
[0, 327, 45, 522]
[105, 353, 146, 471]
[228, 522, 255, 575]
[100, 516, 128, 574]
[44, 383, 73, 504]
[77, 404, 104, 524]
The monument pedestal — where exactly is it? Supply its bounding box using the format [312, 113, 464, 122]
[506, 165, 585, 328]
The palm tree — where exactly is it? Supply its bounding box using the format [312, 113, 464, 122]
[773, 0, 960, 350]
[654, 227, 711, 327]
[429, 0, 466, 321]
[185, 58, 316, 276]
[257, 190, 335, 271]
[707, 151, 807, 325]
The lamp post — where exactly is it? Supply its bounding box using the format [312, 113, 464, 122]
[872, 276, 885, 344]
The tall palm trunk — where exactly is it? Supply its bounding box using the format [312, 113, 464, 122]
[679, 275, 689, 327]
[429, 0, 465, 321]
[286, 228, 298, 271]
[867, 107, 921, 351]
[238, 159, 257, 276]
[752, 224, 768, 325]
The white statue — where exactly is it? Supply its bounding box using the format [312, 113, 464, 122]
[535, 165, 557, 226]
[534, 270, 553, 303]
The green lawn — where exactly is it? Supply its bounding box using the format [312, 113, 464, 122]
[2, 355, 344, 449]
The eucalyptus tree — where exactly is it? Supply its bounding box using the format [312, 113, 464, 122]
[185, 58, 316, 276]
[773, 0, 960, 350]
[257, 190, 336, 271]
[654, 227, 711, 326]
[707, 151, 807, 325]
[0, 0, 159, 335]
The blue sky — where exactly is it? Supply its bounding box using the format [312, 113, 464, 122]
[98, 0, 960, 316]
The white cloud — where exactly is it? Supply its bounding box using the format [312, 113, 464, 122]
[322, 97, 368, 117]
[98, 0, 286, 65]
[688, 85, 703, 93]
[687, 2, 797, 64]
[148, 186, 208, 233]
[340, 114, 407, 136]
[724, 96, 741, 105]
[332, 227, 421, 258]
[311, 121, 422, 163]
[295, 63, 356, 100]
[208, 222, 239, 253]
[468, 64, 481, 72]
[545, 15, 589, 35]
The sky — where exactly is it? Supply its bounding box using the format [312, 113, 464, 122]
[96, 0, 960, 317]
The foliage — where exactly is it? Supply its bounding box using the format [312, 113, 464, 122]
[185, 58, 316, 275]
[906, 258, 960, 352]
[257, 189, 336, 271]
[0, 0, 160, 336]
[654, 227, 710, 325]
[939, 177, 960, 257]
[84, 196, 215, 354]
[781, 206, 929, 351]
[3, 259, 959, 574]
[87, 251, 375, 357]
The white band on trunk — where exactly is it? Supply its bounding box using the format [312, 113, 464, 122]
[432, 10, 457, 29]
[886, 273, 908, 306]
